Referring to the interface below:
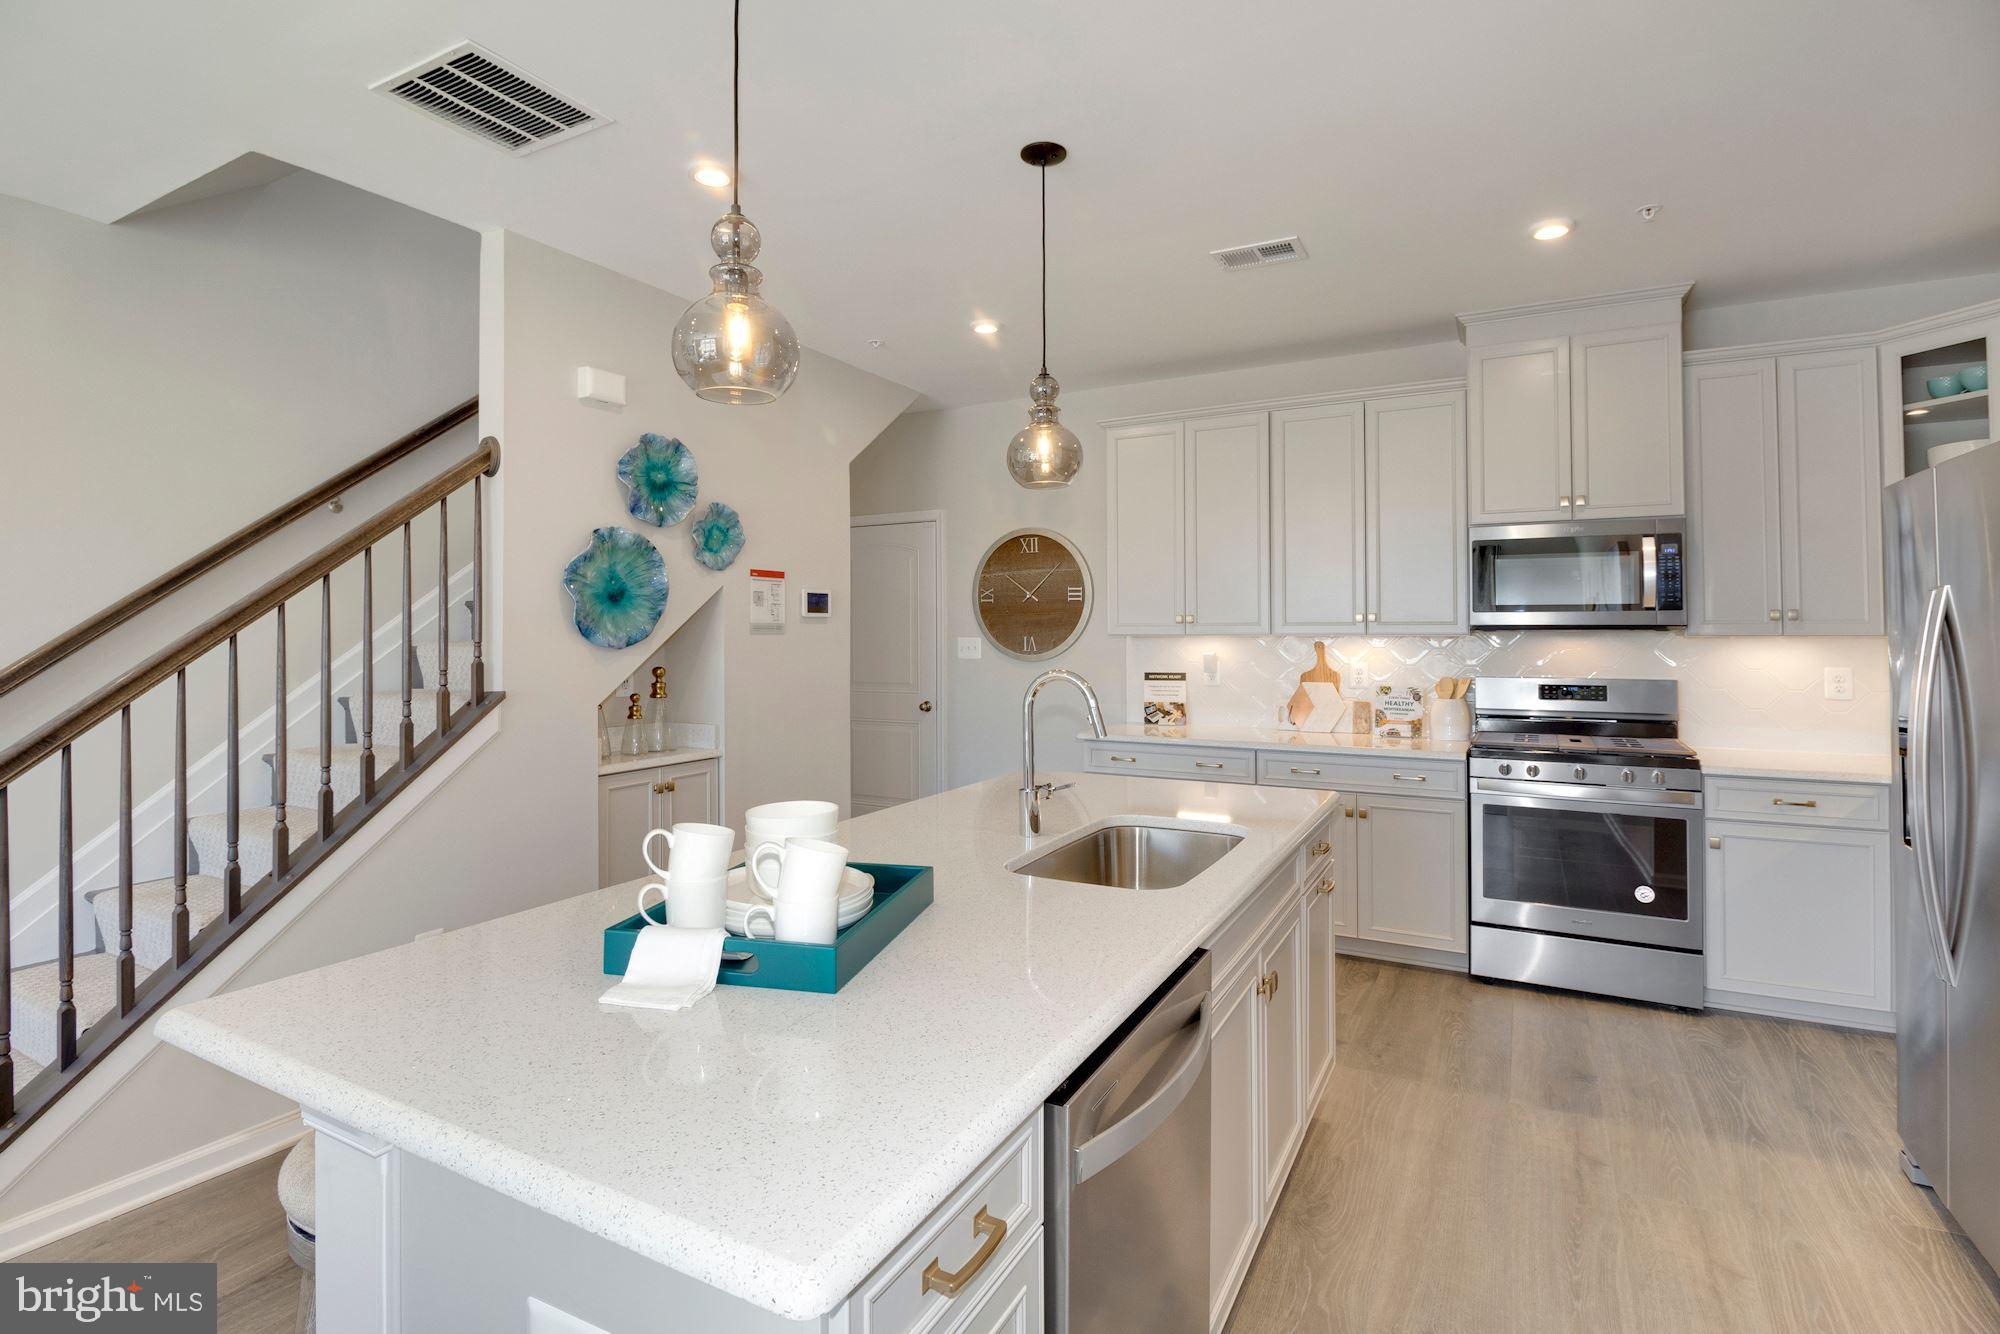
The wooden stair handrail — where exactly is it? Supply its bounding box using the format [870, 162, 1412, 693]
[0, 397, 478, 699]
[0, 437, 499, 791]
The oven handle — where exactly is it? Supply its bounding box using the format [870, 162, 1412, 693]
[1471, 778, 1700, 810]
[1641, 535, 1658, 611]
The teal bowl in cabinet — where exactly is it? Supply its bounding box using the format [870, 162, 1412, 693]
[1960, 365, 1989, 392]
[1928, 374, 1965, 398]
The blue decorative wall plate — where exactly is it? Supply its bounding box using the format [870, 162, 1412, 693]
[562, 527, 668, 648]
[616, 433, 700, 527]
[689, 502, 746, 571]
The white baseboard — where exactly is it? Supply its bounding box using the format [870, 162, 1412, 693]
[1706, 988, 1896, 1033]
[0, 1110, 304, 1259]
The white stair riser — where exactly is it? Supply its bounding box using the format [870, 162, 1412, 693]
[276, 749, 365, 811]
[413, 640, 477, 695]
[88, 877, 228, 973]
[337, 692, 444, 747]
[9, 954, 155, 1070]
[187, 808, 319, 886]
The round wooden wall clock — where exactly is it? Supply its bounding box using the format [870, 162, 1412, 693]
[974, 528, 1092, 660]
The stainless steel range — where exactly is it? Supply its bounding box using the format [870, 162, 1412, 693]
[1468, 677, 1705, 1008]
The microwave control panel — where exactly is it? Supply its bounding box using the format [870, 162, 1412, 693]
[1656, 540, 1684, 609]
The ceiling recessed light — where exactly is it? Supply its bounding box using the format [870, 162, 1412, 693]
[970, 318, 1001, 336]
[1907, 407, 1931, 417]
[1531, 218, 1573, 242]
[690, 163, 731, 189]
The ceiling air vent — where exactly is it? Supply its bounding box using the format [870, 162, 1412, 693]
[1210, 236, 1308, 271]
[372, 42, 610, 155]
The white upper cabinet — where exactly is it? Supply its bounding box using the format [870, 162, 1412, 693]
[1778, 348, 1882, 635]
[1367, 391, 1467, 633]
[1184, 414, 1271, 634]
[1271, 403, 1366, 632]
[1105, 422, 1187, 635]
[1462, 286, 1689, 523]
[1467, 337, 1571, 520]
[1686, 359, 1783, 636]
[1685, 346, 1882, 637]
[1570, 324, 1684, 518]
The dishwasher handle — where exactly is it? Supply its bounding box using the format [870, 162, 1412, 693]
[1071, 993, 1209, 1187]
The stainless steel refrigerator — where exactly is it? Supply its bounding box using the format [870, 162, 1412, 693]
[1885, 441, 2000, 1262]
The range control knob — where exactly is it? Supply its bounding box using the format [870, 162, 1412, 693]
[1650, 770, 1666, 786]
[1572, 765, 1588, 781]
[1525, 763, 1541, 778]
[1497, 762, 1513, 776]
[1621, 768, 1635, 785]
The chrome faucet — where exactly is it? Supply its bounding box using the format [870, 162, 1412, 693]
[1021, 668, 1108, 835]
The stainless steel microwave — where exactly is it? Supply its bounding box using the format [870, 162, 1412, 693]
[1469, 517, 1686, 628]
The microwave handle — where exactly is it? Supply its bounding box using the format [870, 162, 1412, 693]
[1641, 535, 1658, 611]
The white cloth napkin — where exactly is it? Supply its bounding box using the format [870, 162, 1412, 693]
[600, 924, 728, 1012]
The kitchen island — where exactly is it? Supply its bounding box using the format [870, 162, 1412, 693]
[158, 772, 1340, 1333]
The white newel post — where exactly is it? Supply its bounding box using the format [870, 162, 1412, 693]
[304, 1110, 402, 1334]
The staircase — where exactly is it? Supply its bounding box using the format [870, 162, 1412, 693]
[0, 402, 502, 1150]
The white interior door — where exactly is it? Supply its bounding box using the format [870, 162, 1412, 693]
[851, 517, 941, 814]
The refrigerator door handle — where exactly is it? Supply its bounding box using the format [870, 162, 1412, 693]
[1910, 584, 1959, 987]
[1938, 588, 1974, 984]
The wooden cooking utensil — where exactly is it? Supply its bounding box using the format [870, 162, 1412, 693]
[1287, 641, 1341, 726]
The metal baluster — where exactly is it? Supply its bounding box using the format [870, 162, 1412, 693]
[1, 785, 13, 1119]
[173, 670, 189, 966]
[272, 605, 289, 880]
[400, 523, 415, 765]
[318, 573, 335, 831]
[225, 635, 241, 919]
[116, 706, 135, 1015]
[56, 746, 76, 1069]
[471, 474, 486, 705]
[435, 497, 451, 731]
[361, 545, 376, 802]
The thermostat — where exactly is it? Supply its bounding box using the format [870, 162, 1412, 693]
[801, 589, 833, 618]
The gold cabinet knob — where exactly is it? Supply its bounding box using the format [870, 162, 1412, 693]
[1317, 878, 1335, 895]
[1358, 808, 1370, 820]
[1311, 840, 1332, 856]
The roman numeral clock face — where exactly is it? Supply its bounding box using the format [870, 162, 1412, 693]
[975, 528, 1092, 660]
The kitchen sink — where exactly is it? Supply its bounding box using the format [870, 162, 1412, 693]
[1012, 823, 1243, 890]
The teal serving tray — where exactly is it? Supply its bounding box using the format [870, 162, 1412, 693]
[602, 862, 933, 994]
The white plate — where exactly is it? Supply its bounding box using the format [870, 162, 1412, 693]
[732, 898, 871, 940]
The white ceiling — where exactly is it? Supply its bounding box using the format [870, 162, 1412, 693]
[5, 0, 1998, 408]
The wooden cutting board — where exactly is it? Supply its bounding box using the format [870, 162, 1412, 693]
[1287, 641, 1340, 726]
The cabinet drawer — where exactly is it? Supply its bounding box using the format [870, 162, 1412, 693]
[1296, 818, 1336, 896]
[1255, 752, 1466, 799]
[1704, 776, 1887, 831]
[1207, 863, 1299, 985]
[944, 1229, 1042, 1334]
[856, 1115, 1043, 1334]
[1086, 743, 1254, 783]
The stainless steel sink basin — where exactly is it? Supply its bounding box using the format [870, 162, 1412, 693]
[1013, 823, 1243, 890]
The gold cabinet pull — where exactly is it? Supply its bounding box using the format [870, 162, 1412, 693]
[1194, 760, 1224, 770]
[1390, 773, 1428, 783]
[1256, 973, 1271, 999]
[1772, 797, 1817, 808]
[922, 1207, 1007, 1298]
[1268, 969, 1281, 999]
[1358, 808, 1370, 820]
[1316, 878, 1335, 895]
[1290, 766, 1323, 776]
[1106, 754, 1137, 764]
[1311, 840, 1332, 856]
[1709, 836, 1722, 849]
[664, 779, 676, 793]
[651, 781, 667, 794]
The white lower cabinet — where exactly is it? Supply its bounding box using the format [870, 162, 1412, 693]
[597, 758, 719, 886]
[1705, 804, 1892, 1018]
[1355, 794, 1470, 955]
[947, 1234, 1043, 1334]
[1206, 819, 1338, 1333]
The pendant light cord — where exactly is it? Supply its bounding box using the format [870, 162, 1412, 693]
[1039, 161, 1049, 376]
[731, 0, 742, 213]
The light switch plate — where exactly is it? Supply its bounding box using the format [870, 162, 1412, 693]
[957, 637, 982, 660]
[1824, 666, 1854, 701]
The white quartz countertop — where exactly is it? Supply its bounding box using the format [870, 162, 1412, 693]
[597, 746, 722, 777]
[1697, 747, 1894, 785]
[1084, 721, 1469, 760]
[157, 773, 1335, 1321]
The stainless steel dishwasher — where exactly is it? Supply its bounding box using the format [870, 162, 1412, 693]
[1045, 949, 1211, 1334]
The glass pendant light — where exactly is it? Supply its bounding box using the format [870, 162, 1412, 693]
[1007, 142, 1083, 488]
[673, 0, 799, 404]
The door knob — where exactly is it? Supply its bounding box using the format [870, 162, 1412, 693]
[1785, 609, 1800, 621]
[918, 700, 933, 712]
[1769, 610, 1782, 621]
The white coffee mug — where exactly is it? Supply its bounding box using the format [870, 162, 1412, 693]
[642, 821, 735, 881]
[742, 800, 838, 848]
[666, 873, 727, 930]
[636, 881, 671, 926]
[749, 836, 849, 904]
[741, 891, 840, 945]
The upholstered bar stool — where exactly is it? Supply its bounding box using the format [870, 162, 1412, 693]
[277, 1133, 316, 1334]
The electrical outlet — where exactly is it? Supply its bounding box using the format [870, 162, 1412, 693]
[957, 637, 982, 660]
[1202, 651, 1222, 685]
[1824, 666, 1854, 701]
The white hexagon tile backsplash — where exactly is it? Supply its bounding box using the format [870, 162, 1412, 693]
[1123, 630, 1892, 753]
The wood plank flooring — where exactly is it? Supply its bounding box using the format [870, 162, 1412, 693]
[1228, 958, 2000, 1334]
[23, 1148, 301, 1334]
[17, 960, 2000, 1333]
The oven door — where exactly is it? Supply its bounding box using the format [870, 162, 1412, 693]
[1471, 780, 1703, 950]
[1470, 521, 1685, 627]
